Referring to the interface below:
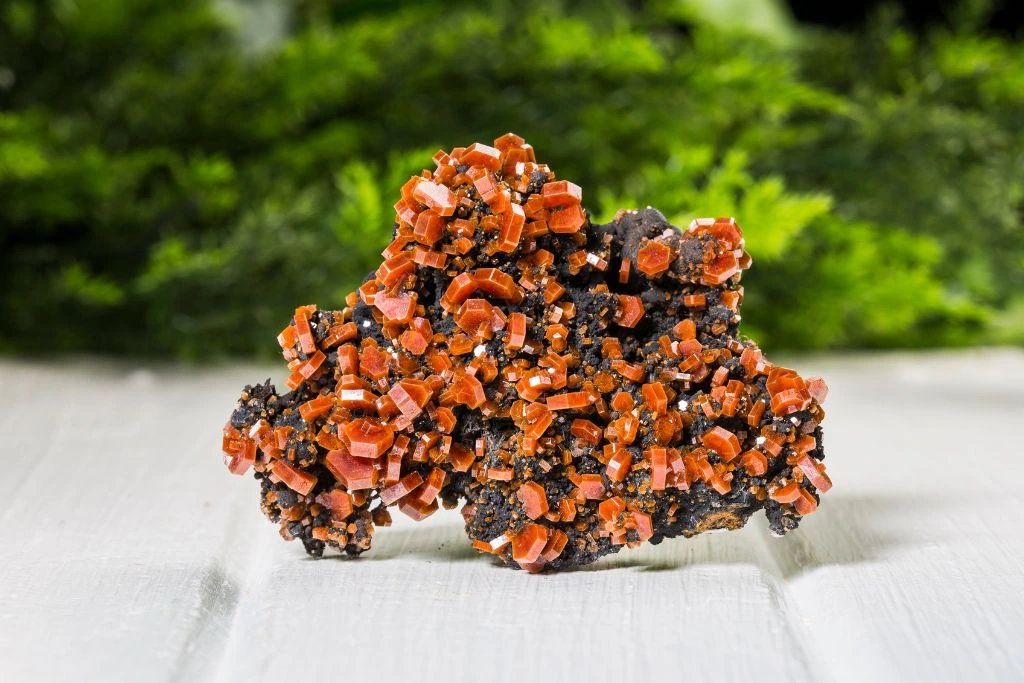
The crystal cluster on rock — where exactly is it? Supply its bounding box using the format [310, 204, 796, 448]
[221, 134, 831, 572]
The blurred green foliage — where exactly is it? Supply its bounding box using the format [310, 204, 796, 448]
[1, 0, 1020, 359]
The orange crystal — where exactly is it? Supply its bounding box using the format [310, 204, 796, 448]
[636, 241, 674, 277]
[388, 380, 432, 420]
[316, 489, 354, 522]
[475, 268, 523, 302]
[222, 424, 256, 475]
[497, 203, 526, 252]
[546, 391, 592, 411]
[345, 419, 395, 459]
[703, 253, 739, 285]
[299, 395, 334, 422]
[605, 450, 632, 482]
[578, 474, 605, 499]
[548, 204, 586, 233]
[648, 447, 669, 490]
[517, 481, 549, 519]
[412, 179, 457, 216]
[770, 481, 802, 504]
[795, 455, 832, 492]
[570, 419, 602, 445]
[701, 426, 741, 462]
[642, 382, 669, 416]
[740, 450, 768, 476]
[377, 253, 416, 287]
[379, 471, 424, 505]
[613, 295, 645, 328]
[511, 523, 549, 564]
[375, 291, 417, 324]
[455, 298, 495, 335]
[443, 273, 478, 309]
[460, 142, 501, 170]
[271, 460, 317, 496]
[598, 496, 625, 521]
[506, 312, 528, 350]
[413, 210, 445, 245]
[541, 180, 582, 208]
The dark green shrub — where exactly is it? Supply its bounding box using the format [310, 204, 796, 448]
[1, 0, 1018, 358]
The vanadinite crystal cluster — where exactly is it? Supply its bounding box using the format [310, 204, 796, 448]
[221, 134, 831, 572]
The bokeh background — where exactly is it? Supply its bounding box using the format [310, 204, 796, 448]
[2, 0, 1022, 360]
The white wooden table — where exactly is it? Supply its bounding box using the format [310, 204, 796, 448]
[1, 351, 1022, 682]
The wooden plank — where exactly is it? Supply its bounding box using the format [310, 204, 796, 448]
[211, 517, 816, 683]
[0, 352, 1022, 682]
[0, 361, 266, 682]
[764, 351, 1024, 683]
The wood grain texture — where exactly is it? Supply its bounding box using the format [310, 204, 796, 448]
[0, 351, 1022, 682]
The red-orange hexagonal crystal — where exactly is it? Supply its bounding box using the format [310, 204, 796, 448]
[702, 426, 740, 462]
[770, 481, 802, 504]
[325, 448, 379, 490]
[642, 382, 669, 416]
[541, 180, 582, 208]
[271, 460, 317, 496]
[703, 253, 739, 285]
[636, 241, 674, 277]
[578, 474, 605, 499]
[511, 523, 549, 564]
[548, 204, 585, 233]
[344, 419, 395, 459]
[605, 451, 632, 482]
[474, 268, 523, 302]
[740, 450, 768, 476]
[461, 142, 502, 170]
[613, 295, 645, 328]
[497, 203, 526, 252]
[412, 179, 457, 216]
[517, 482, 549, 519]
[598, 496, 626, 521]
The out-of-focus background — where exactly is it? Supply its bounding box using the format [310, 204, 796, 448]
[1, 0, 1022, 360]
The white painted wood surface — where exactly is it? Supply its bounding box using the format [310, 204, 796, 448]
[1, 351, 1022, 682]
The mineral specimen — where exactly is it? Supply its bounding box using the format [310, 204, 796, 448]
[221, 134, 831, 572]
